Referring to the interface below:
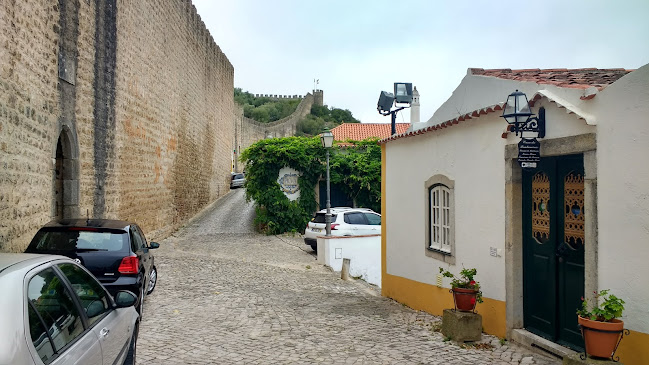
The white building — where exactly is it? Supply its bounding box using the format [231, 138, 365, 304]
[380, 64, 649, 364]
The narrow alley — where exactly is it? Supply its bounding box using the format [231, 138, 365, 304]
[136, 189, 560, 365]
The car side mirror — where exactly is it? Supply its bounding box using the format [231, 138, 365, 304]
[114, 290, 138, 308]
[149, 242, 160, 249]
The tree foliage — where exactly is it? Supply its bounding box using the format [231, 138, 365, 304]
[330, 139, 382, 213]
[296, 105, 360, 136]
[240, 137, 382, 234]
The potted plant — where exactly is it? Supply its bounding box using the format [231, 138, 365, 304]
[439, 267, 483, 311]
[576, 289, 626, 359]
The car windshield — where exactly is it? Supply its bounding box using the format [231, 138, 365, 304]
[29, 229, 127, 252]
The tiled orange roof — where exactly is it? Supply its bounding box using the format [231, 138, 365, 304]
[332, 123, 410, 141]
[470, 68, 633, 90]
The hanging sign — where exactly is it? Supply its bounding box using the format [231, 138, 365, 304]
[518, 138, 540, 169]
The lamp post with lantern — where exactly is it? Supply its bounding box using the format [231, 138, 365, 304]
[320, 129, 334, 236]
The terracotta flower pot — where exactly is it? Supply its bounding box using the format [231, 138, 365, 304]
[452, 287, 478, 312]
[578, 316, 624, 359]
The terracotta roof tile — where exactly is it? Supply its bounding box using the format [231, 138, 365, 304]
[470, 67, 633, 90]
[331, 123, 410, 141]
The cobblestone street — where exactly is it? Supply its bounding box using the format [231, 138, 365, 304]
[137, 189, 561, 365]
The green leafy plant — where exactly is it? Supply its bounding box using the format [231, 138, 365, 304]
[330, 139, 382, 213]
[439, 267, 483, 303]
[240, 136, 382, 234]
[577, 289, 625, 322]
[240, 137, 323, 235]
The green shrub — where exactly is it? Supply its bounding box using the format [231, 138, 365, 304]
[240, 137, 382, 234]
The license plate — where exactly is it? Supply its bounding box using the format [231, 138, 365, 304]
[312, 228, 322, 233]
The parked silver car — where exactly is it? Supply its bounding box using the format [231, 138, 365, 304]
[230, 173, 245, 189]
[0, 253, 139, 365]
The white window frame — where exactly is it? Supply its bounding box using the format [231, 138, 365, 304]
[424, 175, 455, 264]
[429, 185, 451, 253]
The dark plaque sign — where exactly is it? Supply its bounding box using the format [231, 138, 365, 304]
[518, 138, 541, 169]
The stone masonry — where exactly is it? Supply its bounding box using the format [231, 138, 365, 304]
[0, 0, 234, 251]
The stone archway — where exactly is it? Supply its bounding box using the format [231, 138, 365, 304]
[53, 127, 80, 219]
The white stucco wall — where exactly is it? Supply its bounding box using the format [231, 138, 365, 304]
[589, 63, 649, 334]
[317, 235, 381, 287]
[385, 88, 596, 303]
[386, 113, 509, 301]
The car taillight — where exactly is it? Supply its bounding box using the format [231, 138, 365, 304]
[118, 256, 139, 274]
[331, 224, 339, 230]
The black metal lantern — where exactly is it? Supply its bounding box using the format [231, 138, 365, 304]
[502, 90, 532, 126]
[501, 90, 545, 138]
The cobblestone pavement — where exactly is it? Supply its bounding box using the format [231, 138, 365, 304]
[137, 189, 561, 365]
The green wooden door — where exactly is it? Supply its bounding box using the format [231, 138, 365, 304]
[523, 155, 585, 351]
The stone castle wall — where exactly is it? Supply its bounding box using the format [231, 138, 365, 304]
[234, 93, 313, 171]
[234, 90, 323, 171]
[0, 0, 234, 251]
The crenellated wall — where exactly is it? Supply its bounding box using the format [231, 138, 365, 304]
[0, 0, 234, 251]
[233, 90, 324, 171]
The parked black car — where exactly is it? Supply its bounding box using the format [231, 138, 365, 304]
[25, 219, 159, 316]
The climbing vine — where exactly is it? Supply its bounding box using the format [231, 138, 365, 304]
[240, 137, 382, 234]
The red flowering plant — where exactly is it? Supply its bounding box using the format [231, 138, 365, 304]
[439, 267, 484, 304]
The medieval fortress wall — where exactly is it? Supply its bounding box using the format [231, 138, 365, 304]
[234, 90, 323, 169]
[0, 0, 234, 251]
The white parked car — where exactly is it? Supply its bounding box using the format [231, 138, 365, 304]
[303, 207, 381, 252]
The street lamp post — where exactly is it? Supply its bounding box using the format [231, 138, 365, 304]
[320, 130, 334, 236]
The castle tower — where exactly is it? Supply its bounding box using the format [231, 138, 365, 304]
[313, 89, 324, 107]
[410, 86, 420, 124]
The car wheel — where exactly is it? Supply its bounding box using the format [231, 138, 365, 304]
[123, 321, 139, 365]
[146, 266, 157, 295]
[309, 244, 317, 253]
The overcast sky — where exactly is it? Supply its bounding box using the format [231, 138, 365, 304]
[193, 0, 649, 124]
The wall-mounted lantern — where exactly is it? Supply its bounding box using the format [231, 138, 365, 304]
[377, 82, 413, 135]
[501, 90, 546, 170]
[502, 90, 545, 138]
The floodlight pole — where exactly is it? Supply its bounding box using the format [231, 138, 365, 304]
[389, 106, 407, 135]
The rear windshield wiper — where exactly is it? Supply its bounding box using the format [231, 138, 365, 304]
[75, 248, 108, 251]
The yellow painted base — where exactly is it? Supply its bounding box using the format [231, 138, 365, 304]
[615, 329, 649, 365]
[382, 273, 507, 338]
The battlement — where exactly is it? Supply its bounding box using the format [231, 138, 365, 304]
[254, 94, 304, 100]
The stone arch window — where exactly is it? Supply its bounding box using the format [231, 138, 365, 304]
[53, 127, 79, 219]
[424, 175, 455, 264]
